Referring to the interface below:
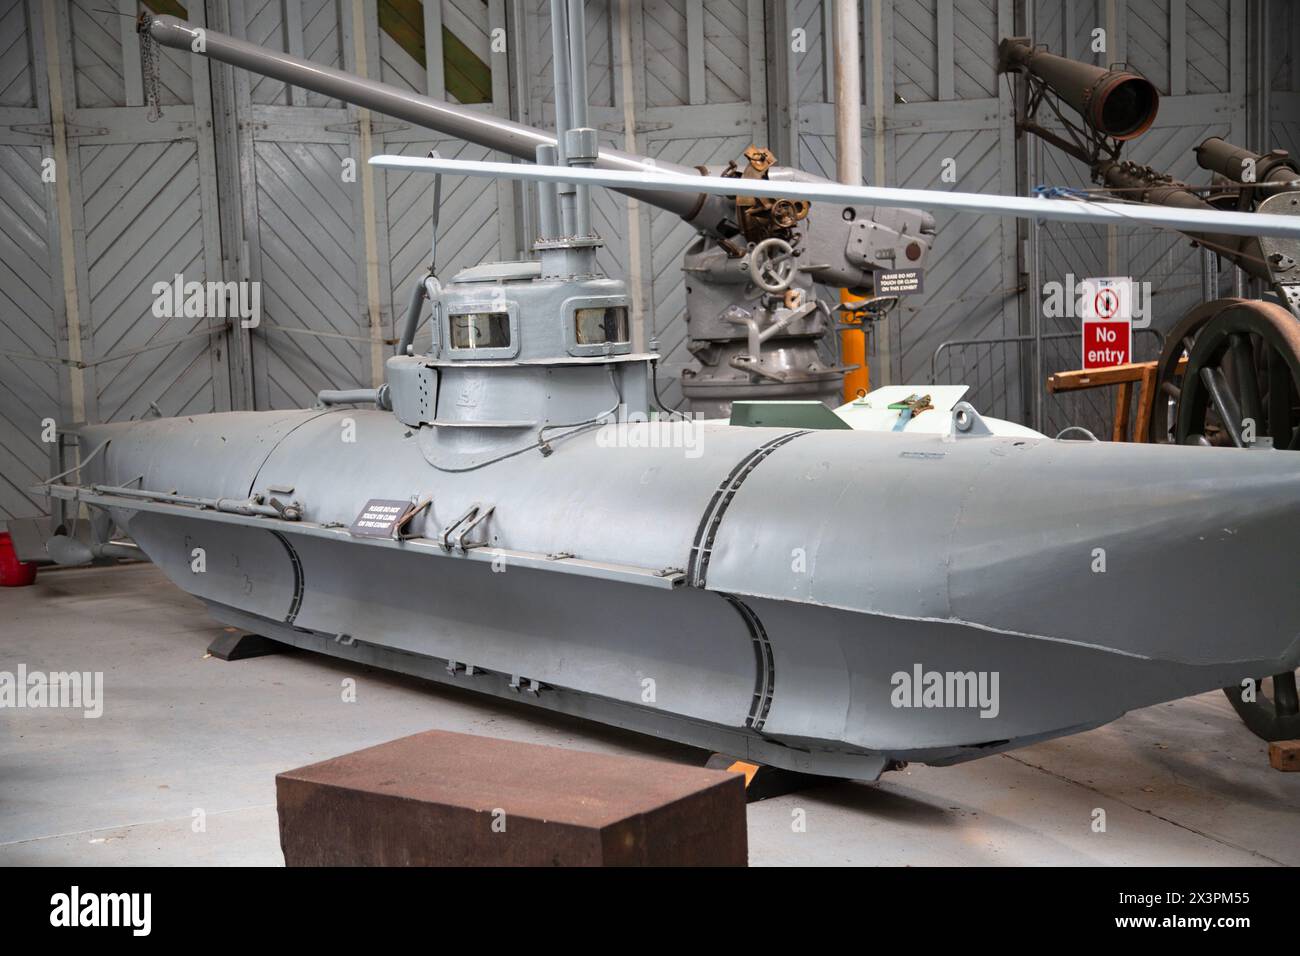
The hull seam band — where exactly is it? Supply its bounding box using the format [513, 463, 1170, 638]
[687, 429, 811, 588]
[270, 529, 304, 625]
[722, 593, 776, 732]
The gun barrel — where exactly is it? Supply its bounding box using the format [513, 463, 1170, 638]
[142, 15, 733, 233]
[1195, 137, 1299, 186]
[1098, 160, 1268, 280]
[998, 37, 1158, 140]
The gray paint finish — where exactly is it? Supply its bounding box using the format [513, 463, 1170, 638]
[55, 396, 1300, 777]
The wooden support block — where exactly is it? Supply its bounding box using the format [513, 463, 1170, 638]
[207, 630, 284, 661]
[705, 753, 831, 803]
[1268, 740, 1300, 772]
[276, 730, 748, 866]
[1133, 362, 1158, 444]
[1112, 380, 1134, 442]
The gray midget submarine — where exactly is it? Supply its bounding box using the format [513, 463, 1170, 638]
[36, 13, 1300, 785]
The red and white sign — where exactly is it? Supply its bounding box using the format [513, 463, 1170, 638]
[1080, 276, 1133, 369]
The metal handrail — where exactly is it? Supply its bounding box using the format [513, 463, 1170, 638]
[929, 327, 1164, 385]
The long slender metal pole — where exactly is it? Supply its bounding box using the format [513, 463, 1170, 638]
[548, 0, 576, 236]
[868, 0, 890, 386]
[1024, 0, 1042, 427]
[566, 0, 589, 131]
[833, 0, 861, 187]
[141, 13, 725, 226]
[1031, 137, 1045, 434]
[566, 0, 593, 239]
[535, 144, 560, 239]
[377, 155, 1300, 238]
[833, 0, 867, 401]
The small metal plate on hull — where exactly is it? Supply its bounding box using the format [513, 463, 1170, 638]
[349, 499, 411, 538]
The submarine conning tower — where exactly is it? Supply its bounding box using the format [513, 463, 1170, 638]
[381, 0, 654, 473]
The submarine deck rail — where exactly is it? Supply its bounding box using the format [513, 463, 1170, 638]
[34, 481, 686, 591]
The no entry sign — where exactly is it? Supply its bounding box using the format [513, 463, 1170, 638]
[1082, 320, 1131, 368]
[1080, 276, 1133, 370]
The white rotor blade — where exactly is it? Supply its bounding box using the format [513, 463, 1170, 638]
[370, 154, 1300, 239]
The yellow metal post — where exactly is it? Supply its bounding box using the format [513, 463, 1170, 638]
[840, 289, 870, 402]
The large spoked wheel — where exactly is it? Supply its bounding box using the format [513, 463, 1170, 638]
[1150, 299, 1300, 739]
[1146, 298, 1246, 444]
[1175, 300, 1300, 449]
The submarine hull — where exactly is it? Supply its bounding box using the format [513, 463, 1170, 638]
[59, 408, 1300, 780]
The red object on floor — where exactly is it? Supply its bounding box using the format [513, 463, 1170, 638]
[0, 532, 37, 587]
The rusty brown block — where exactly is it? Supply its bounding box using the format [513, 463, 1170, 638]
[1268, 740, 1300, 772]
[276, 730, 748, 866]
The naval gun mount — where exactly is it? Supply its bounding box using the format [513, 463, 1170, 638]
[679, 147, 935, 416]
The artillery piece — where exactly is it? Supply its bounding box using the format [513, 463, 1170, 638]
[997, 36, 1300, 449]
[999, 37, 1300, 740]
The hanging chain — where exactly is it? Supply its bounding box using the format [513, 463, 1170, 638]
[139, 14, 162, 122]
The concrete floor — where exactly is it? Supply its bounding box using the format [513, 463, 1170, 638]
[2, 562, 1297, 866]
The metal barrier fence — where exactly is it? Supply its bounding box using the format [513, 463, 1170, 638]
[930, 327, 1164, 437]
[1026, 219, 1203, 437]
